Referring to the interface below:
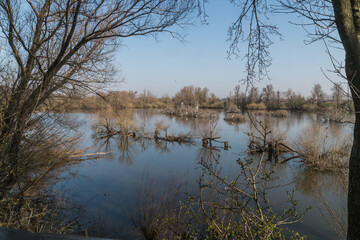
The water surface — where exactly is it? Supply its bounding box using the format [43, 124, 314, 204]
[64, 109, 348, 239]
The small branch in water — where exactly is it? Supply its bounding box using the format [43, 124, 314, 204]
[70, 151, 113, 158]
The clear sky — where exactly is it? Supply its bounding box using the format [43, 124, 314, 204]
[113, 1, 345, 98]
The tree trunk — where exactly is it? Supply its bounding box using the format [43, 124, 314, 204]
[331, 1, 360, 238]
[347, 90, 360, 239]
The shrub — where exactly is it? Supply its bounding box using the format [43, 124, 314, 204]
[295, 124, 351, 172]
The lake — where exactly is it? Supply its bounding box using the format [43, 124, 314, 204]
[62, 109, 349, 239]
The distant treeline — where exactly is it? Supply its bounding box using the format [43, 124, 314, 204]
[46, 83, 353, 112]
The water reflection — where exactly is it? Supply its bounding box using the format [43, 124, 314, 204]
[295, 168, 347, 239]
[65, 109, 351, 239]
[92, 109, 198, 164]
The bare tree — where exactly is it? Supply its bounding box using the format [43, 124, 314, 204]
[312, 84, 324, 106]
[226, 0, 360, 238]
[275, 90, 282, 109]
[262, 84, 275, 109]
[173, 85, 196, 106]
[195, 87, 209, 105]
[284, 89, 305, 110]
[332, 83, 344, 109]
[233, 84, 241, 106]
[248, 86, 260, 103]
[0, 0, 196, 217]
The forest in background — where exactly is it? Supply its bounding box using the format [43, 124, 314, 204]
[46, 83, 353, 112]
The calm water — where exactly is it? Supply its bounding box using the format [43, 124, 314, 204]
[62, 109, 349, 239]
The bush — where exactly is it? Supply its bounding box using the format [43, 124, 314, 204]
[132, 157, 307, 240]
[295, 124, 351, 172]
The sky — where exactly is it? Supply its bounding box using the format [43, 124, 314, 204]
[112, 1, 346, 98]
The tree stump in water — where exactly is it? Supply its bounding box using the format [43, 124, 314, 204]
[202, 138, 208, 147]
[224, 141, 229, 150]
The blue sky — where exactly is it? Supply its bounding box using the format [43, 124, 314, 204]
[113, 1, 345, 98]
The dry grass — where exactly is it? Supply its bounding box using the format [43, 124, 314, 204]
[295, 124, 351, 172]
[246, 102, 267, 110]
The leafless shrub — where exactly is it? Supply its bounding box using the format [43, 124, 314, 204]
[169, 155, 308, 239]
[295, 124, 351, 172]
[319, 108, 353, 124]
[0, 115, 89, 234]
[130, 155, 307, 239]
[94, 116, 139, 139]
[247, 116, 292, 162]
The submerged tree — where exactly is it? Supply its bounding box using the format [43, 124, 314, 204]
[225, 0, 360, 238]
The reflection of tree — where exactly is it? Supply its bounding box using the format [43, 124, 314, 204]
[95, 135, 149, 165]
[172, 115, 219, 136]
[155, 140, 170, 153]
[196, 146, 220, 164]
[92, 108, 147, 165]
[116, 136, 137, 165]
[295, 169, 347, 239]
[93, 109, 198, 163]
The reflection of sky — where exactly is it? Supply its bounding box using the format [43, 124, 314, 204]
[61, 110, 349, 239]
